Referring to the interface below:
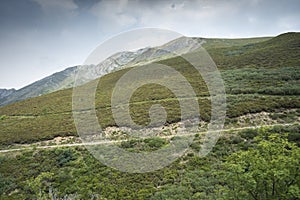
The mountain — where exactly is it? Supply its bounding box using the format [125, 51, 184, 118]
[72, 36, 205, 85]
[0, 67, 78, 107]
[0, 36, 204, 107]
[0, 89, 16, 100]
[0, 32, 299, 145]
[2, 32, 295, 107]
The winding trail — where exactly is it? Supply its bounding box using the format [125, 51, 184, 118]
[0, 123, 297, 154]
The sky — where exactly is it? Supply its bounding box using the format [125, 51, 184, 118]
[0, 0, 299, 89]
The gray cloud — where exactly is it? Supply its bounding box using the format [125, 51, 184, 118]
[0, 0, 299, 89]
[89, 0, 300, 37]
[32, 0, 78, 11]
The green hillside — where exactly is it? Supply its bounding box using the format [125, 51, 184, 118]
[0, 33, 299, 145]
[205, 32, 300, 68]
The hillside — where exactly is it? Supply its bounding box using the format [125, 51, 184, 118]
[0, 32, 299, 145]
[205, 32, 300, 68]
[2, 32, 295, 107]
[0, 36, 271, 107]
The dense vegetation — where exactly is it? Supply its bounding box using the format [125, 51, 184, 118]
[204, 32, 300, 69]
[0, 126, 299, 199]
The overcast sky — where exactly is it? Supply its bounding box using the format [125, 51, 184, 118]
[0, 0, 299, 89]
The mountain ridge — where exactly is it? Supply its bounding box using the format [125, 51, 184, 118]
[0, 36, 205, 106]
[2, 32, 296, 107]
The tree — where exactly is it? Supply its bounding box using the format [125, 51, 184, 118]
[27, 172, 55, 200]
[150, 185, 192, 200]
[222, 131, 300, 199]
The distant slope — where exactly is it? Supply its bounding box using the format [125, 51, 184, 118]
[0, 67, 77, 107]
[0, 36, 272, 107]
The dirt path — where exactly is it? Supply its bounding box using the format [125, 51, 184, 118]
[0, 123, 297, 153]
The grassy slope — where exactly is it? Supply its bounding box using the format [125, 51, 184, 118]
[205, 32, 300, 68]
[0, 32, 299, 145]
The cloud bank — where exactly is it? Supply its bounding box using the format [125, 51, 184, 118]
[0, 0, 299, 88]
